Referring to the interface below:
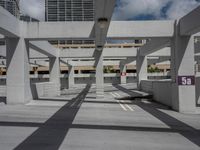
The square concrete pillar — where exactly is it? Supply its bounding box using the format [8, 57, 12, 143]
[136, 50, 147, 89]
[171, 24, 196, 113]
[6, 38, 32, 104]
[120, 62, 127, 84]
[68, 65, 75, 89]
[95, 51, 104, 98]
[49, 55, 60, 95]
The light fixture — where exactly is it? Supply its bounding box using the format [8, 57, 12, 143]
[96, 45, 103, 51]
[97, 18, 108, 29]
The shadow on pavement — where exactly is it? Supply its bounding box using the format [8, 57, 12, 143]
[13, 84, 91, 150]
[113, 84, 200, 147]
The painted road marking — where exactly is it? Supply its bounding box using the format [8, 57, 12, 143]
[110, 92, 134, 112]
[125, 104, 134, 111]
[116, 100, 127, 111]
[120, 100, 134, 111]
[114, 92, 121, 97]
[110, 92, 117, 98]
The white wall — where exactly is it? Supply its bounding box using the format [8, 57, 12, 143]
[141, 80, 172, 107]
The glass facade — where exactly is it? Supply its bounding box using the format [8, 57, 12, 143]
[45, 0, 95, 46]
[45, 0, 94, 21]
[0, 0, 20, 17]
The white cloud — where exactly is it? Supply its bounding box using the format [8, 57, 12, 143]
[166, 0, 200, 19]
[113, 0, 170, 20]
[20, 0, 45, 21]
[113, 0, 200, 20]
[19, 0, 200, 21]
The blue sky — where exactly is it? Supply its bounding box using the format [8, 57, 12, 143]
[20, 0, 200, 21]
[113, 0, 200, 20]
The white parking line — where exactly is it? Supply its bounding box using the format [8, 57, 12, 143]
[116, 100, 127, 111]
[110, 92, 117, 98]
[120, 100, 134, 111]
[125, 104, 134, 111]
[114, 92, 121, 97]
[110, 92, 134, 112]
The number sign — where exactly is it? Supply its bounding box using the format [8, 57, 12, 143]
[178, 76, 195, 86]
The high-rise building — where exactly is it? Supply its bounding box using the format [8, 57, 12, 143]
[45, 0, 95, 46]
[20, 15, 39, 22]
[45, 0, 94, 22]
[0, 0, 20, 17]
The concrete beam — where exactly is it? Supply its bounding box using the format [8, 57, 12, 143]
[26, 22, 95, 40]
[29, 41, 58, 57]
[139, 38, 170, 56]
[148, 56, 171, 65]
[24, 21, 175, 40]
[148, 47, 171, 57]
[29, 48, 48, 59]
[60, 48, 137, 58]
[108, 21, 175, 39]
[95, 0, 115, 47]
[1, 45, 50, 59]
[0, 6, 20, 37]
[29, 59, 48, 67]
[180, 6, 200, 36]
[60, 59, 136, 67]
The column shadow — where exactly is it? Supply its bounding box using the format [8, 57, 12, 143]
[14, 84, 91, 150]
[113, 84, 200, 147]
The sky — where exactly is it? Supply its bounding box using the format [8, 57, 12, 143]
[19, 0, 200, 21]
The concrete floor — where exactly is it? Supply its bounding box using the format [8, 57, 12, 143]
[0, 84, 200, 150]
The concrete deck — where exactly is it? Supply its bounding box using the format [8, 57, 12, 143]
[0, 84, 200, 150]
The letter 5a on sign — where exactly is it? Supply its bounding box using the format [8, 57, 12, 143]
[178, 76, 195, 86]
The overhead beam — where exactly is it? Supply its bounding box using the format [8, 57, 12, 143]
[0, 6, 20, 37]
[180, 6, 200, 36]
[148, 47, 171, 57]
[1, 45, 50, 59]
[60, 59, 136, 67]
[139, 38, 170, 56]
[26, 22, 95, 40]
[60, 47, 137, 58]
[24, 21, 175, 40]
[29, 41, 58, 57]
[29, 59, 48, 67]
[107, 21, 175, 39]
[29, 48, 48, 59]
[148, 56, 171, 65]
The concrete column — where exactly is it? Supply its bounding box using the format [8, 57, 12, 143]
[136, 50, 147, 89]
[6, 38, 32, 104]
[68, 65, 74, 88]
[120, 62, 127, 84]
[95, 51, 104, 98]
[49, 54, 60, 95]
[171, 23, 196, 113]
